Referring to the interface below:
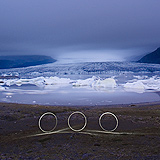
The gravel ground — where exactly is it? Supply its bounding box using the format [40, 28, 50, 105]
[0, 102, 160, 160]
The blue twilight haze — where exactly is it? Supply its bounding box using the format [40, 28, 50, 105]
[0, 0, 160, 62]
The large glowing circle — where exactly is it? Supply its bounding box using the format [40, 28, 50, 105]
[99, 112, 118, 132]
[68, 111, 87, 132]
[38, 112, 57, 133]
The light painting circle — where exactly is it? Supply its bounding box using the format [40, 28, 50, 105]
[99, 112, 118, 132]
[68, 111, 87, 132]
[38, 112, 57, 133]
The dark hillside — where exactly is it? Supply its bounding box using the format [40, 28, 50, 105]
[0, 55, 56, 69]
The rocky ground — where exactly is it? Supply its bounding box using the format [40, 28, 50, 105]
[0, 103, 160, 159]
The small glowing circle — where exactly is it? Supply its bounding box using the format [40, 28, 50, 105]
[38, 112, 57, 133]
[68, 111, 87, 132]
[99, 112, 118, 132]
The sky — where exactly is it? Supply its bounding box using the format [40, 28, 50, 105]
[0, 0, 160, 62]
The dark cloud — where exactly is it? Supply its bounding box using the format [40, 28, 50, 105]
[0, 0, 160, 61]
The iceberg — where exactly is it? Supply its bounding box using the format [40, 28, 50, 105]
[95, 78, 117, 88]
[0, 86, 5, 91]
[72, 76, 117, 88]
[124, 81, 145, 90]
[72, 76, 97, 87]
[44, 77, 71, 85]
[123, 77, 160, 93]
[0, 75, 160, 93]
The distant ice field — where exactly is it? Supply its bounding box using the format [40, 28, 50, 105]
[0, 62, 160, 106]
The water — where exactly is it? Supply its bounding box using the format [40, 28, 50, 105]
[0, 61, 160, 106]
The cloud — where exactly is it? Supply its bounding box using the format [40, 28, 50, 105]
[0, 0, 160, 61]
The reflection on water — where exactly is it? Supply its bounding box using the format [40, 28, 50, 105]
[0, 84, 160, 106]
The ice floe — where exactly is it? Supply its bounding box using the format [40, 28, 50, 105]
[0, 76, 160, 93]
[72, 76, 117, 88]
[0, 86, 5, 91]
[123, 77, 160, 93]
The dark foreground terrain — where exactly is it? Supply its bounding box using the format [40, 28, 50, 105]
[0, 103, 160, 159]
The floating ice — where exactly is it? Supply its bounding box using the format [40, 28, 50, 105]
[95, 78, 117, 88]
[72, 76, 117, 88]
[0, 75, 160, 93]
[72, 76, 97, 87]
[0, 76, 117, 90]
[123, 77, 160, 93]
[124, 81, 145, 90]
[123, 81, 145, 93]
[0, 86, 5, 91]
[0, 81, 4, 86]
[44, 77, 71, 85]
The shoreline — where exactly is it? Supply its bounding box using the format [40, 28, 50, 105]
[1, 100, 160, 108]
[0, 102, 160, 159]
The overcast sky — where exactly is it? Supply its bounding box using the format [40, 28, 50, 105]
[0, 0, 160, 62]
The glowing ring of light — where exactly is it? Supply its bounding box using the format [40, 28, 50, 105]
[68, 111, 87, 132]
[99, 112, 118, 132]
[38, 112, 57, 133]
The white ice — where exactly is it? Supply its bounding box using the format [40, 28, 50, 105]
[0, 76, 160, 93]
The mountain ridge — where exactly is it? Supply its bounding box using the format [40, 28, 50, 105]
[0, 55, 56, 69]
[138, 47, 160, 64]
